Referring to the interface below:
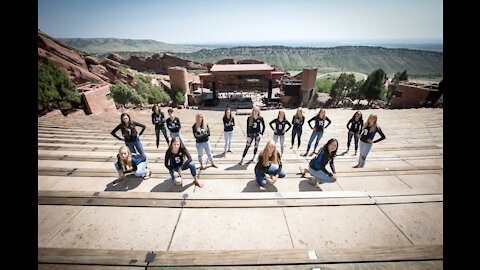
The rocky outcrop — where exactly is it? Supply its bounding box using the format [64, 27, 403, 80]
[236, 59, 263, 64]
[216, 58, 235, 64]
[125, 53, 206, 74]
[38, 29, 136, 87]
[107, 53, 126, 63]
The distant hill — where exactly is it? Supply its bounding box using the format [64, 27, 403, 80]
[58, 38, 208, 55]
[174, 46, 443, 77]
[59, 38, 443, 78]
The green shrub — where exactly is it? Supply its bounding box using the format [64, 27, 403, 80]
[38, 56, 80, 113]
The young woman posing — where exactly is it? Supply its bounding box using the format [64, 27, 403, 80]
[301, 108, 331, 156]
[269, 110, 292, 155]
[151, 105, 169, 148]
[192, 113, 218, 170]
[166, 108, 184, 144]
[353, 114, 386, 168]
[346, 111, 363, 155]
[111, 113, 146, 157]
[239, 106, 265, 165]
[254, 139, 286, 187]
[290, 108, 305, 149]
[223, 107, 235, 157]
[301, 138, 338, 188]
[164, 136, 203, 188]
[114, 146, 151, 183]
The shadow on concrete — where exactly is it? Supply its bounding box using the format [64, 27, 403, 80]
[150, 179, 195, 192]
[225, 159, 253, 170]
[213, 153, 225, 159]
[242, 180, 278, 192]
[298, 179, 322, 191]
[105, 174, 143, 192]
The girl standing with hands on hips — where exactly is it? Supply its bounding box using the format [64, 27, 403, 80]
[269, 110, 291, 155]
[290, 108, 305, 149]
[192, 113, 218, 170]
[301, 108, 331, 156]
[353, 114, 386, 168]
[151, 105, 169, 148]
[166, 109, 184, 145]
[239, 106, 265, 165]
[164, 136, 203, 188]
[111, 113, 146, 157]
[346, 111, 363, 155]
[223, 107, 235, 157]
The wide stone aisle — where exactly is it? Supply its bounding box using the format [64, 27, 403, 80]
[38, 107, 443, 269]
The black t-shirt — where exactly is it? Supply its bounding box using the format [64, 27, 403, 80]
[347, 118, 363, 133]
[223, 116, 235, 132]
[166, 117, 181, 133]
[360, 125, 386, 143]
[111, 121, 146, 142]
[116, 153, 146, 174]
[255, 151, 282, 175]
[309, 149, 336, 177]
[247, 116, 265, 136]
[152, 112, 166, 127]
[192, 123, 210, 143]
[291, 115, 305, 130]
[164, 148, 193, 171]
[308, 116, 331, 131]
[269, 118, 292, 135]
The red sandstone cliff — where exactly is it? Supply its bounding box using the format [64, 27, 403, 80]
[38, 30, 136, 86]
[124, 53, 206, 74]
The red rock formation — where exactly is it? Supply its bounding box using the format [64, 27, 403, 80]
[108, 53, 126, 63]
[38, 29, 136, 87]
[236, 59, 263, 64]
[216, 58, 235, 64]
[124, 53, 206, 74]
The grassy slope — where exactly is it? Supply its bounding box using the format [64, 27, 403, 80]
[175, 46, 443, 77]
[59, 38, 443, 78]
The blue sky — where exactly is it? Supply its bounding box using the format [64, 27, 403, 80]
[38, 0, 443, 44]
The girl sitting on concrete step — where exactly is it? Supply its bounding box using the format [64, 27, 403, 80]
[346, 111, 363, 155]
[151, 105, 169, 148]
[239, 106, 265, 165]
[269, 110, 292, 155]
[301, 108, 331, 157]
[114, 146, 151, 184]
[254, 139, 286, 187]
[300, 138, 338, 188]
[111, 113, 146, 157]
[223, 107, 235, 157]
[353, 114, 386, 168]
[290, 108, 305, 149]
[164, 136, 203, 188]
[192, 113, 218, 170]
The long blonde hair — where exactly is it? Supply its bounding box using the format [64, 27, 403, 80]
[261, 139, 280, 166]
[317, 108, 326, 120]
[248, 106, 261, 127]
[365, 114, 378, 133]
[277, 110, 285, 120]
[293, 108, 303, 121]
[194, 113, 208, 132]
[118, 146, 132, 171]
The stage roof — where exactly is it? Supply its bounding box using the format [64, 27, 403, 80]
[210, 64, 274, 72]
